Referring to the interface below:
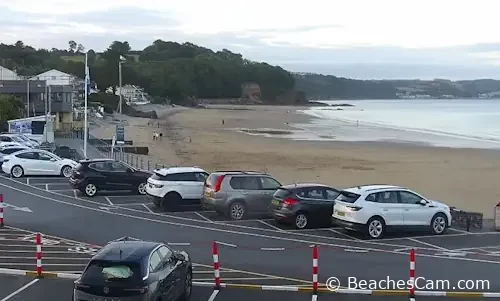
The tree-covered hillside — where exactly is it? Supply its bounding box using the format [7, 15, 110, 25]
[0, 40, 296, 104]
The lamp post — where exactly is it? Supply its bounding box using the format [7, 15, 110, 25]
[118, 55, 126, 115]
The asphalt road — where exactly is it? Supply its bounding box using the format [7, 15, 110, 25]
[0, 275, 492, 301]
[1, 172, 500, 294]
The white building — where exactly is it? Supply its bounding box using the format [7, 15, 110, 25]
[33, 69, 76, 85]
[0, 65, 21, 80]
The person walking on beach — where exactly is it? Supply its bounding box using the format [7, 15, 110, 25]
[159, 132, 163, 140]
[153, 131, 157, 140]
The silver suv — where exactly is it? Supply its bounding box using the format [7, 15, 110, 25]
[201, 171, 282, 220]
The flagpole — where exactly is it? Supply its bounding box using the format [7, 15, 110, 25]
[83, 51, 88, 159]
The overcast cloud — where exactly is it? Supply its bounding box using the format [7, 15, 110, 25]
[1, 0, 500, 79]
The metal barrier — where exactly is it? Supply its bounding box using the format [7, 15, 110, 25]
[59, 130, 167, 171]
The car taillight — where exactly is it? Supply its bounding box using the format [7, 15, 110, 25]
[214, 175, 225, 192]
[283, 197, 299, 207]
[346, 205, 362, 211]
[124, 286, 148, 294]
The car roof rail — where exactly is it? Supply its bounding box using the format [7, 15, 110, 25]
[216, 170, 267, 174]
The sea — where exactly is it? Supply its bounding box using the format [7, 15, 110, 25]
[291, 99, 500, 149]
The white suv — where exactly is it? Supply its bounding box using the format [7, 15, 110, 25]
[332, 185, 452, 239]
[146, 167, 209, 211]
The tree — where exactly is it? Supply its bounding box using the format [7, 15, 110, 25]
[0, 95, 23, 120]
[87, 49, 97, 65]
[76, 44, 85, 53]
[68, 40, 77, 53]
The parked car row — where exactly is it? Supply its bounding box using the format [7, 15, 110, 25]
[67, 159, 452, 239]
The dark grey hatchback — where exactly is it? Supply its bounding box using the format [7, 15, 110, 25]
[73, 237, 192, 301]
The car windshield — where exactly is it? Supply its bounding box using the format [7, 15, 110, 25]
[10, 136, 24, 143]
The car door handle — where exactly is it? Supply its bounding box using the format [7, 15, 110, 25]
[382, 209, 388, 211]
[241, 192, 248, 195]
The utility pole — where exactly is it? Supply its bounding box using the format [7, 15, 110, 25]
[26, 78, 30, 117]
[118, 61, 123, 114]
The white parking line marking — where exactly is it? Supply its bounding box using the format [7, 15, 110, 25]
[3, 181, 500, 264]
[194, 212, 213, 222]
[74, 190, 78, 198]
[141, 204, 154, 213]
[26, 178, 29, 185]
[381, 233, 470, 241]
[449, 227, 471, 234]
[328, 229, 360, 241]
[105, 197, 114, 206]
[408, 238, 448, 251]
[0, 278, 39, 301]
[45, 184, 49, 191]
[259, 220, 283, 231]
[118, 202, 154, 206]
[208, 290, 219, 301]
[215, 241, 237, 248]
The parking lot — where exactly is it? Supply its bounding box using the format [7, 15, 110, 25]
[3, 175, 500, 266]
[0, 226, 311, 286]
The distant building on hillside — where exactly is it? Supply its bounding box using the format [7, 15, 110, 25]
[107, 84, 150, 105]
[241, 83, 261, 102]
[0, 65, 21, 80]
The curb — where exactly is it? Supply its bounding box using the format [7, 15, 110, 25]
[0, 268, 80, 279]
[1, 268, 499, 298]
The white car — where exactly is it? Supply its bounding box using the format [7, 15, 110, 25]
[146, 166, 209, 210]
[2, 149, 78, 178]
[332, 185, 452, 239]
[0, 134, 38, 148]
[0, 146, 30, 165]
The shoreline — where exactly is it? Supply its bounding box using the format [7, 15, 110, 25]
[91, 105, 500, 217]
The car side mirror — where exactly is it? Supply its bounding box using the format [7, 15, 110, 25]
[127, 168, 134, 173]
[174, 252, 185, 262]
[417, 199, 427, 206]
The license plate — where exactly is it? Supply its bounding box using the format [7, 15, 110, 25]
[271, 199, 280, 206]
[335, 210, 345, 216]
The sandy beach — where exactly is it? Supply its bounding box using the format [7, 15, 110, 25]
[91, 105, 500, 218]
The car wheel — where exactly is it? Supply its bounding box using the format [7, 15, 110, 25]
[178, 268, 192, 301]
[295, 212, 309, 229]
[431, 213, 448, 235]
[11, 165, 24, 178]
[229, 202, 246, 220]
[60, 165, 73, 178]
[84, 183, 98, 197]
[137, 182, 147, 195]
[163, 192, 182, 211]
[366, 217, 385, 239]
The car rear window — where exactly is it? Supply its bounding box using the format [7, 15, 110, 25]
[273, 188, 292, 198]
[335, 190, 361, 203]
[0, 148, 24, 154]
[205, 174, 221, 188]
[81, 260, 142, 283]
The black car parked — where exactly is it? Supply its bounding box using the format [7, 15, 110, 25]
[270, 183, 340, 229]
[69, 158, 152, 197]
[73, 237, 192, 301]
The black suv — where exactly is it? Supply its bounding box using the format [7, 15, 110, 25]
[73, 237, 192, 301]
[69, 159, 152, 197]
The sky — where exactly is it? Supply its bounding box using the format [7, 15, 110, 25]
[1, 0, 500, 80]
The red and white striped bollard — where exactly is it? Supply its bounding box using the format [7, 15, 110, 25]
[409, 249, 415, 301]
[36, 233, 42, 277]
[312, 245, 318, 294]
[212, 241, 221, 289]
[0, 194, 4, 227]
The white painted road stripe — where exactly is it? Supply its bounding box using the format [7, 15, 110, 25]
[0, 278, 39, 301]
